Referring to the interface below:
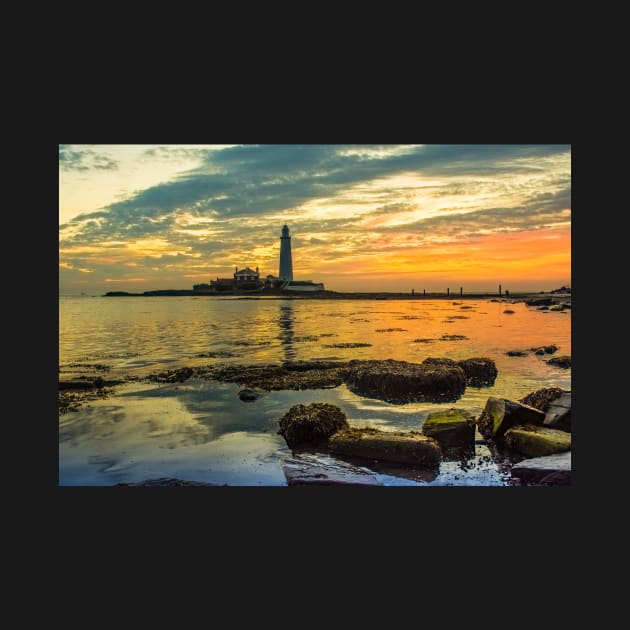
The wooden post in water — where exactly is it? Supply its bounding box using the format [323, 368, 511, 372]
[423, 289, 426, 296]
[447, 287, 450, 297]
[499, 284, 502, 296]
[411, 288, 415, 296]
[460, 286, 463, 297]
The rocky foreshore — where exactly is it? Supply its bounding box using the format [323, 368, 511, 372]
[273, 385, 572, 486]
[59, 354, 571, 485]
[60, 291, 571, 487]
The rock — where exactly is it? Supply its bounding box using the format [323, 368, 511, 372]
[477, 397, 545, 440]
[149, 367, 196, 383]
[422, 408, 475, 453]
[345, 359, 466, 403]
[282, 455, 383, 486]
[456, 357, 498, 386]
[530, 344, 559, 355]
[543, 393, 571, 432]
[329, 427, 441, 466]
[238, 388, 260, 402]
[281, 360, 346, 371]
[510, 452, 571, 485]
[422, 357, 457, 368]
[421, 357, 497, 387]
[209, 361, 348, 390]
[549, 304, 565, 311]
[503, 309, 515, 314]
[537, 306, 549, 311]
[504, 425, 571, 457]
[116, 478, 222, 486]
[525, 297, 553, 306]
[519, 387, 565, 411]
[59, 377, 106, 390]
[277, 403, 349, 448]
[546, 355, 571, 369]
[506, 350, 528, 356]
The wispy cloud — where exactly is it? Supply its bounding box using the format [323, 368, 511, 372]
[59, 145, 118, 172]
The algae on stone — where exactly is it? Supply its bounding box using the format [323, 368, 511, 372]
[422, 408, 475, 450]
[328, 427, 441, 466]
[504, 425, 571, 458]
[477, 397, 545, 439]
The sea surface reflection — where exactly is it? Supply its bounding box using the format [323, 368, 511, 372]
[59, 296, 571, 486]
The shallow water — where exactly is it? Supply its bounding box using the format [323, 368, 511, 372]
[59, 296, 571, 486]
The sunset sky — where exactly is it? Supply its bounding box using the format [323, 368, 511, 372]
[59, 144, 571, 294]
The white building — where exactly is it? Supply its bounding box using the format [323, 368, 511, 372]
[276, 225, 325, 292]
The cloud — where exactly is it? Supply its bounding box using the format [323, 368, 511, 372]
[59, 145, 118, 171]
[59, 145, 571, 292]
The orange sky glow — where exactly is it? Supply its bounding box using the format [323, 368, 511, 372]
[60, 144, 571, 294]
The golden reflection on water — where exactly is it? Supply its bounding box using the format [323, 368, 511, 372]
[60, 297, 571, 379]
[59, 296, 570, 486]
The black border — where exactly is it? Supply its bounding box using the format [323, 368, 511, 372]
[47, 95, 581, 583]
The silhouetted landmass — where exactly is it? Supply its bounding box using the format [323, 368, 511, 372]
[103, 288, 572, 301]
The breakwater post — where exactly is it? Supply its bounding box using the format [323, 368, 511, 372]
[447, 288, 450, 297]
[423, 289, 426, 296]
[499, 284, 502, 296]
[412, 288, 415, 296]
[460, 286, 463, 297]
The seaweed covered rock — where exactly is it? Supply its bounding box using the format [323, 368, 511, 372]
[510, 452, 571, 485]
[210, 361, 348, 390]
[238, 388, 260, 402]
[456, 357, 498, 387]
[519, 387, 565, 412]
[503, 425, 571, 458]
[546, 355, 571, 369]
[59, 377, 107, 390]
[328, 427, 441, 466]
[421, 357, 497, 387]
[345, 359, 466, 403]
[477, 397, 545, 440]
[530, 344, 558, 355]
[422, 408, 475, 453]
[277, 403, 349, 448]
[520, 388, 571, 432]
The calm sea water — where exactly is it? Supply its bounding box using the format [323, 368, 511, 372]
[59, 296, 571, 486]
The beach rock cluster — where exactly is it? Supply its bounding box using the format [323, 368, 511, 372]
[58, 376, 125, 414]
[476, 389, 572, 483]
[204, 357, 498, 403]
[276, 384, 571, 486]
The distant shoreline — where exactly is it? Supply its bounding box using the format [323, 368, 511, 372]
[99, 289, 570, 301]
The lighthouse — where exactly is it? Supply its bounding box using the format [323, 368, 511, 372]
[279, 224, 293, 281]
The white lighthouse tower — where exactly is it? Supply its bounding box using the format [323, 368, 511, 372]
[279, 224, 293, 282]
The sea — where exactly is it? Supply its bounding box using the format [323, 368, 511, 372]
[59, 295, 571, 486]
